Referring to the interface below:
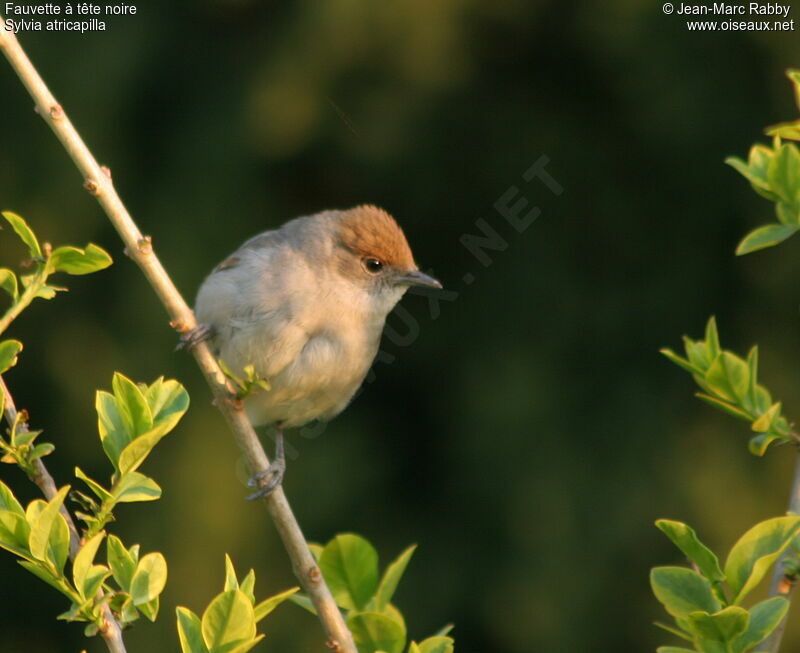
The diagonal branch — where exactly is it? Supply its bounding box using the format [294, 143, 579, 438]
[0, 17, 356, 653]
[0, 375, 127, 653]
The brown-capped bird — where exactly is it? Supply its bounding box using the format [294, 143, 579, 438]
[191, 205, 441, 497]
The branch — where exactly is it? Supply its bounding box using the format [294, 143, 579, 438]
[0, 18, 356, 653]
[0, 375, 127, 653]
[762, 449, 800, 653]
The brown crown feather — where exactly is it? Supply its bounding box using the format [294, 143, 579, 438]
[337, 205, 416, 269]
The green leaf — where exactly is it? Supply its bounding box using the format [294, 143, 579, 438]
[253, 586, 299, 622]
[660, 348, 703, 376]
[655, 649, 696, 653]
[117, 595, 139, 625]
[48, 243, 113, 276]
[223, 636, 265, 653]
[745, 347, 759, 411]
[415, 636, 455, 653]
[752, 402, 782, 433]
[114, 378, 188, 475]
[117, 429, 170, 476]
[749, 432, 784, 456]
[768, 143, 800, 205]
[766, 119, 800, 141]
[0, 339, 23, 374]
[75, 467, 112, 503]
[683, 338, 712, 371]
[694, 394, 752, 421]
[107, 534, 136, 591]
[28, 442, 55, 461]
[0, 268, 18, 300]
[113, 372, 153, 439]
[726, 153, 773, 194]
[96, 390, 132, 469]
[224, 554, 239, 591]
[650, 567, 721, 618]
[655, 520, 725, 583]
[34, 284, 62, 300]
[725, 516, 800, 604]
[686, 606, 749, 647]
[776, 201, 800, 226]
[2, 211, 41, 258]
[375, 545, 416, 610]
[320, 534, 380, 610]
[432, 624, 454, 637]
[704, 317, 720, 359]
[28, 485, 70, 570]
[0, 480, 25, 515]
[705, 352, 749, 403]
[177, 607, 210, 653]
[138, 596, 160, 622]
[348, 611, 406, 653]
[654, 621, 693, 642]
[130, 552, 168, 605]
[146, 377, 190, 436]
[18, 559, 74, 598]
[73, 531, 105, 599]
[112, 471, 162, 503]
[239, 570, 256, 603]
[731, 596, 788, 652]
[787, 69, 800, 111]
[201, 589, 256, 652]
[0, 509, 31, 557]
[84, 564, 112, 601]
[736, 223, 799, 255]
[288, 593, 316, 615]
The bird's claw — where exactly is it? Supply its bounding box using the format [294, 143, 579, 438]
[246, 428, 286, 500]
[246, 459, 286, 500]
[176, 324, 215, 351]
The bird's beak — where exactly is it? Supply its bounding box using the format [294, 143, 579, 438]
[393, 269, 443, 289]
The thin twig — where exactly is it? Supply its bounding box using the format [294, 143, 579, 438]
[0, 375, 127, 653]
[762, 449, 800, 652]
[0, 17, 356, 653]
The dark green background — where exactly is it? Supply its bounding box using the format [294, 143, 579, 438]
[1, 1, 800, 651]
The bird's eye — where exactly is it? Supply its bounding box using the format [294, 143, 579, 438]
[363, 257, 384, 274]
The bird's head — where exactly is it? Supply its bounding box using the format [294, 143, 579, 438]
[333, 205, 442, 307]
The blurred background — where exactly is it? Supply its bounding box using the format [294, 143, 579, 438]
[1, 1, 800, 651]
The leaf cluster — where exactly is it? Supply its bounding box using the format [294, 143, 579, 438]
[176, 555, 298, 653]
[660, 317, 794, 456]
[292, 534, 454, 653]
[726, 70, 800, 254]
[0, 212, 112, 473]
[651, 517, 800, 653]
[0, 373, 188, 633]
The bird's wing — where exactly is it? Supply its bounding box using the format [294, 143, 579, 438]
[195, 237, 311, 379]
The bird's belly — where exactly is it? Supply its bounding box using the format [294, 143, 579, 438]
[244, 330, 376, 428]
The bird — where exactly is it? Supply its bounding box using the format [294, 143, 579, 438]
[189, 205, 442, 498]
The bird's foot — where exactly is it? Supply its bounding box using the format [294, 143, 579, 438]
[246, 429, 285, 500]
[176, 323, 215, 351]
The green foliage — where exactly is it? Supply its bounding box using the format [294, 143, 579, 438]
[217, 360, 271, 399]
[292, 534, 455, 653]
[0, 372, 187, 634]
[0, 478, 168, 633]
[726, 71, 800, 254]
[0, 213, 112, 474]
[0, 211, 112, 314]
[651, 518, 799, 652]
[660, 316, 795, 455]
[175, 555, 298, 653]
[76, 373, 189, 536]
